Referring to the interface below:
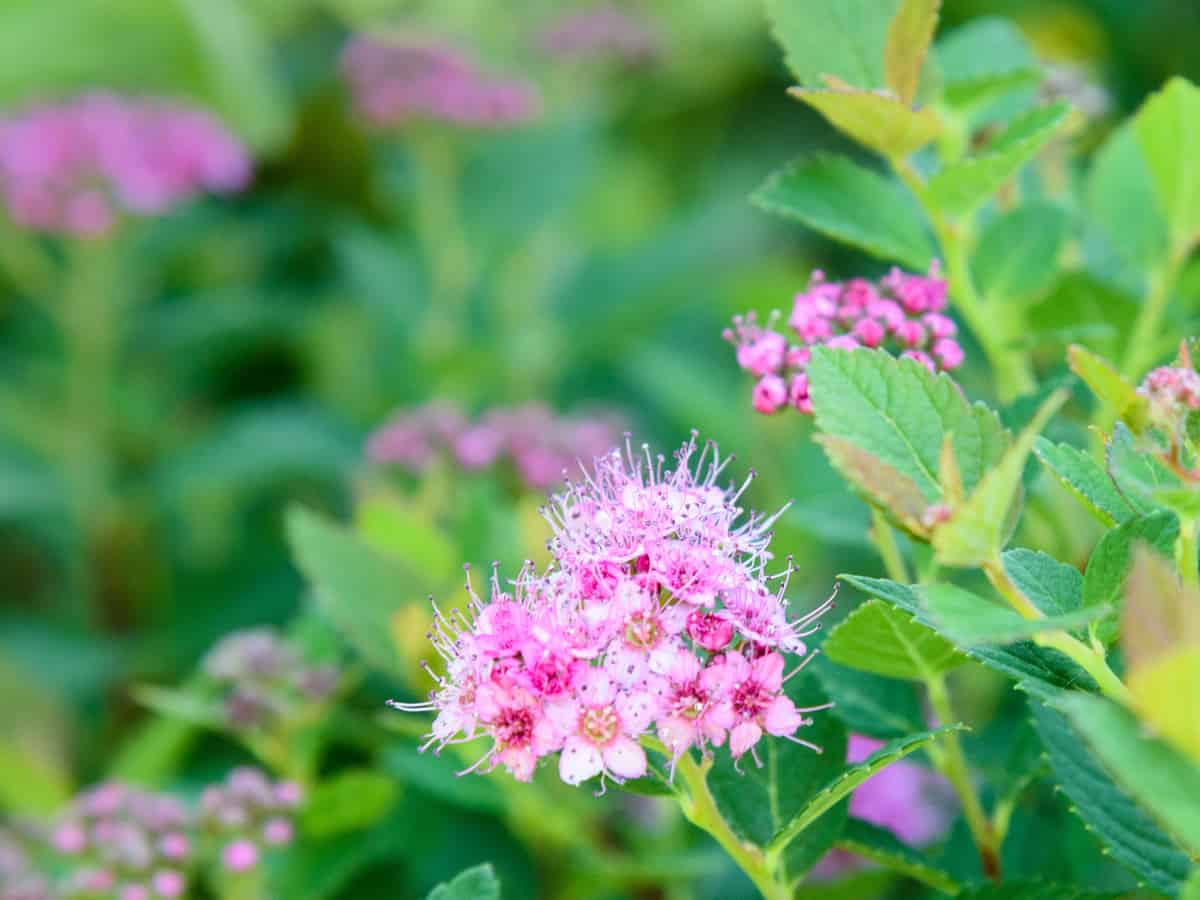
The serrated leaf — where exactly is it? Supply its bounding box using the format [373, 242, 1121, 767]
[1034, 438, 1135, 527]
[933, 389, 1067, 567]
[935, 17, 1038, 109]
[764, 0, 898, 90]
[957, 885, 1121, 900]
[1058, 692, 1200, 856]
[920, 583, 1105, 645]
[884, 0, 940, 106]
[811, 657, 925, 740]
[287, 506, 438, 679]
[706, 673, 847, 880]
[925, 104, 1069, 218]
[1133, 77, 1200, 257]
[790, 86, 942, 159]
[816, 435, 930, 537]
[839, 574, 1098, 699]
[1087, 123, 1170, 275]
[1083, 510, 1178, 644]
[1107, 424, 1181, 511]
[767, 726, 963, 855]
[835, 819, 961, 894]
[427, 864, 501, 900]
[808, 347, 1009, 502]
[1003, 548, 1083, 616]
[824, 598, 967, 680]
[974, 205, 1071, 303]
[1069, 347, 1150, 432]
[753, 155, 935, 268]
[302, 769, 399, 838]
[1032, 702, 1190, 895]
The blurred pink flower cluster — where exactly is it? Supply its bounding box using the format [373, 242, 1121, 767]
[535, 6, 658, 65]
[726, 263, 964, 415]
[2, 771, 300, 899]
[0, 93, 251, 237]
[366, 402, 623, 490]
[393, 434, 832, 787]
[340, 37, 541, 130]
[1138, 364, 1200, 442]
[813, 734, 954, 879]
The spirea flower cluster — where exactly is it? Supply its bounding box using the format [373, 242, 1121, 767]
[726, 264, 964, 415]
[204, 627, 339, 731]
[367, 402, 622, 490]
[535, 6, 658, 66]
[393, 434, 833, 788]
[2, 771, 300, 900]
[1138, 364, 1200, 445]
[340, 37, 541, 130]
[0, 94, 251, 237]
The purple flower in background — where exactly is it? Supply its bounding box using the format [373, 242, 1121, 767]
[340, 36, 541, 130]
[202, 768, 300, 873]
[535, 6, 658, 66]
[367, 402, 623, 490]
[812, 734, 954, 880]
[0, 93, 251, 237]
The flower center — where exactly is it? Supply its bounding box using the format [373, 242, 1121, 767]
[494, 707, 535, 747]
[732, 681, 772, 719]
[673, 681, 708, 720]
[624, 612, 662, 649]
[580, 705, 619, 745]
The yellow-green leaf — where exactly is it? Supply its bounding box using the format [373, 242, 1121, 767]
[884, 0, 941, 106]
[789, 85, 941, 159]
[1133, 77, 1200, 258]
[1068, 345, 1150, 430]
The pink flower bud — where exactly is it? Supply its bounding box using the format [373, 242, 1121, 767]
[785, 345, 811, 368]
[923, 313, 957, 339]
[903, 350, 936, 372]
[152, 871, 186, 899]
[789, 374, 812, 414]
[893, 320, 927, 348]
[933, 338, 964, 370]
[852, 317, 886, 348]
[263, 818, 294, 846]
[752, 374, 787, 414]
[158, 833, 189, 861]
[686, 610, 735, 651]
[825, 335, 859, 352]
[119, 885, 150, 900]
[52, 823, 87, 854]
[222, 839, 259, 873]
[735, 330, 786, 376]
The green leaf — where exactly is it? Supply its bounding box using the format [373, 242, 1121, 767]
[1002, 548, 1084, 616]
[764, 0, 899, 90]
[1087, 124, 1170, 275]
[132, 684, 225, 729]
[835, 819, 961, 894]
[381, 743, 506, 816]
[1058, 692, 1200, 856]
[839, 574, 1097, 699]
[287, 506, 438, 680]
[884, 0, 941, 106]
[1032, 702, 1191, 895]
[1153, 487, 1200, 520]
[932, 389, 1067, 567]
[1183, 869, 1200, 900]
[1026, 275, 1140, 357]
[1069, 348, 1150, 432]
[752, 155, 935, 268]
[807, 347, 1009, 502]
[811, 657, 926, 740]
[301, 769, 399, 838]
[790, 86, 942, 159]
[1107, 423, 1181, 511]
[974, 205, 1071, 303]
[1034, 438, 1136, 527]
[935, 17, 1038, 109]
[426, 864, 500, 900]
[706, 673, 848, 880]
[767, 726, 964, 855]
[920, 583, 1105, 645]
[1082, 510, 1178, 643]
[956, 885, 1122, 900]
[1132, 77, 1200, 257]
[0, 739, 71, 815]
[823, 598, 967, 680]
[815, 435, 931, 537]
[925, 104, 1069, 218]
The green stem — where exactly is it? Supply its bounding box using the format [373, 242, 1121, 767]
[1120, 250, 1188, 382]
[924, 671, 1001, 881]
[1178, 517, 1200, 592]
[674, 752, 789, 900]
[1034, 630, 1134, 706]
[869, 507, 910, 584]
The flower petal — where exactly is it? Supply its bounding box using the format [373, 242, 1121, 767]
[603, 735, 647, 780]
[729, 721, 763, 758]
[559, 736, 603, 785]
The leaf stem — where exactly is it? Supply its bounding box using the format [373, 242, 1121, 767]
[923, 672, 1001, 881]
[1178, 516, 1200, 591]
[869, 507, 911, 584]
[673, 752, 790, 900]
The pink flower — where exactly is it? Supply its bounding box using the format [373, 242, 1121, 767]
[933, 338, 964, 370]
[222, 839, 258, 873]
[686, 610, 734, 652]
[717, 652, 824, 758]
[474, 682, 562, 781]
[852, 317, 886, 348]
[893, 320, 926, 348]
[789, 374, 812, 414]
[902, 350, 936, 372]
[262, 818, 293, 846]
[648, 646, 735, 761]
[535, 6, 658, 65]
[548, 670, 656, 785]
[151, 870, 186, 899]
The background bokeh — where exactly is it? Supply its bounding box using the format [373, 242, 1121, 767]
[1, 1, 1197, 898]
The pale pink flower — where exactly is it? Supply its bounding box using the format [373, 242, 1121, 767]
[753, 374, 788, 413]
[547, 669, 656, 785]
[648, 646, 735, 762]
[718, 652, 826, 759]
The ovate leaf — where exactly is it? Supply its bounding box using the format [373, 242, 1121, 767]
[816, 435, 931, 536]
[302, 769, 399, 838]
[958, 885, 1123, 900]
[1087, 124, 1170, 275]
[1107, 424, 1181, 511]
[974, 204, 1071, 303]
[1133, 77, 1200, 257]
[427, 864, 501, 900]
[823, 598, 967, 680]
[1069, 347, 1150, 432]
[811, 658, 926, 740]
[1082, 510, 1178, 644]
[920, 583, 1104, 645]
[790, 86, 942, 159]
[752, 155, 935, 268]
[883, 0, 941, 105]
[1034, 438, 1135, 526]
[935, 17, 1038, 109]
[835, 819, 961, 894]
[1032, 702, 1191, 896]
[807, 347, 1009, 502]
[925, 104, 1069, 218]
[1002, 548, 1083, 616]
[764, 0, 899, 89]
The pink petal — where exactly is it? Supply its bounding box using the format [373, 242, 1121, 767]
[559, 736, 603, 785]
[603, 735, 647, 780]
[616, 691, 658, 735]
[764, 696, 803, 736]
[729, 721, 763, 758]
[753, 652, 786, 692]
[578, 668, 616, 706]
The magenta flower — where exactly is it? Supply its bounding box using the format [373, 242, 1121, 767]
[535, 6, 659, 66]
[340, 37, 541, 130]
[727, 264, 964, 415]
[1139, 363, 1200, 441]
[393, 434, 833, 786]
[0, 93, 250, 237]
